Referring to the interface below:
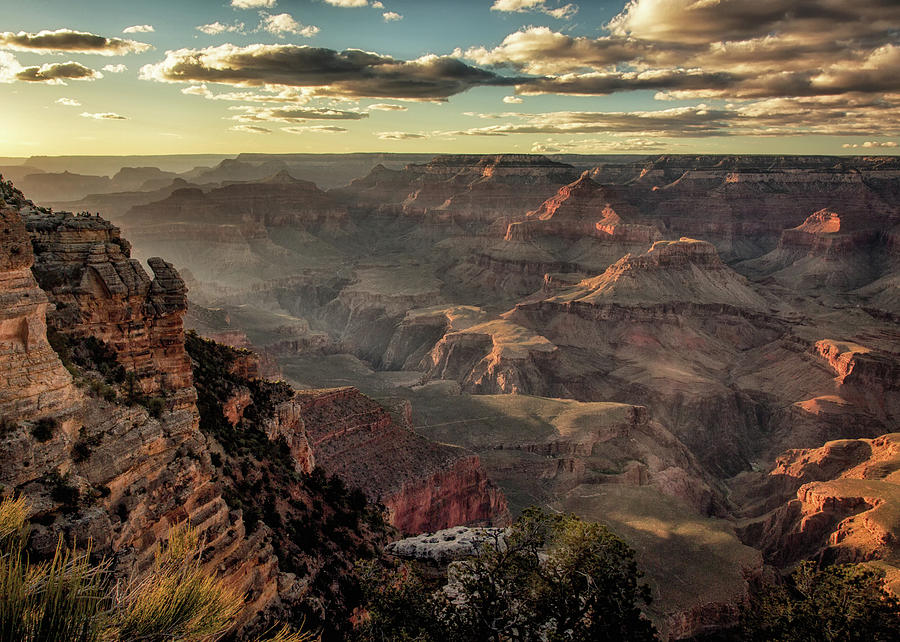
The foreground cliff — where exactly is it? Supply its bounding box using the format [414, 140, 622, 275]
[0, 181, 506, 639]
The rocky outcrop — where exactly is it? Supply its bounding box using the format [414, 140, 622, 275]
[25, 210, 193, 408]
[506, 172, 659, 244]
[735, 434, 900, 594]
[295, 387, 508, 533]
[738, 207, 897, 291]
[0, 201, 76, 423]
[386, 526, 504, 564]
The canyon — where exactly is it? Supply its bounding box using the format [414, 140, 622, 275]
[1, 152, 898, 639]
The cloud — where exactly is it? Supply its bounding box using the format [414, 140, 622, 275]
[842, 141, 898, 149]
[182, 83, 312, 104]
[518, 68, 739, 96]
[123, 25, 154, 34]
[196, 22, 245, 35]
[55, 97, 81, 106]
[607, 0, 900, 48]
[0, 29, 151, 55]
[323, 0, 369, 7]
[503, 95, 523, 103]
[463, 27, 647, 74]
[80, 111, 127, 120]
[15, 61, 102, 83]
[232, 0, 276, 8]
[376, 131, 426, 140]
[102, 63, 127, 73]
[439, 106, 732, 138]
[282, 125, 348, 133]
[229, 104, 368, 123]
[490, 0, 577, 20]
[383, 12, 402, 22]
[372, 1, 384, 7]
[367, 102, 407, 111]
[230, 124, 271, 133]
[259, 12, 319, 37]
[141, 43, 522, 100]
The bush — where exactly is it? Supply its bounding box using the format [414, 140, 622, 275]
[0, 497, 313, 642]
[45, 472, 80, 511]
[31, 417, 58, 442]
[356, 507, 657, 642]
[740, 561, 900, 641]
[0, 417, 18, 438]
[72, 427, 103, 463]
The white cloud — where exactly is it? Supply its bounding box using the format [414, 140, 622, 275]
[323, 0, 369, 7]
[196, 22, 245, 35]
[229, 104, 368, 123]
[503, 95, 523, 103]
[232, 0, 276, 8]
[55, 97, 81, 106]
[843, 141, 898, 148]
[230, 124, 271, 133]
[282, 125, 348, 133]
[490, 0, 577, 19]
[367, 103, 407, 111]
[123, 25, 154, 34]
[383, 11, 402, 21]
[80, 111, 127, 120]
[376, 131, 426, 140]
[372, 1, 384, 7]
[259, 13, 319, 37]
[102, 64, 127, 73]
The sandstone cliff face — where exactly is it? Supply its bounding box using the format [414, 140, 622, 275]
[0, 201, 76, 423]
[294, 386, 508, 534]
[0, 190, 282, 631]
[25, 211, 193, 407]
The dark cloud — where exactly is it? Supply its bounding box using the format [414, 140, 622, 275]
[0, 29, 151, 55]
[518, 69, 739, 96]
[141, 44, 523, 100]
[607, 0, 900, 48]
[15, 61, 102, 83]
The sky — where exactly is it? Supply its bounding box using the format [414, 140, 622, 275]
[0, 0, 898, 156]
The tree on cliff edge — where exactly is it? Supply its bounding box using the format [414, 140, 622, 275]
[740, 561, 900, 642]
[356, 507, 657, 641]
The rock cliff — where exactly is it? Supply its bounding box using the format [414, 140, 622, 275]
[735, 434, 900, 595]
[294, 386, 508, 534]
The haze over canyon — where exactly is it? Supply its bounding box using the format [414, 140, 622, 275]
[2, 0, 900, 640]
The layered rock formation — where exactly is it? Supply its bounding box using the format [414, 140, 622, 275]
[25, 210, 193, 408]
[0, 200, 75, 422]
[295, 386, 508, 534]
[735, 434, 900, 595]
[1, 189, 281, 630]
[333, 154, 580, 227]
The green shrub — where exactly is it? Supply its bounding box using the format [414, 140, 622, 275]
[45, 472, 80, 511]
[31, 418, 58, 442]
[0, 497, 312, 642]
[356, 508, 657, 642]
[740, 561, 900, 641]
